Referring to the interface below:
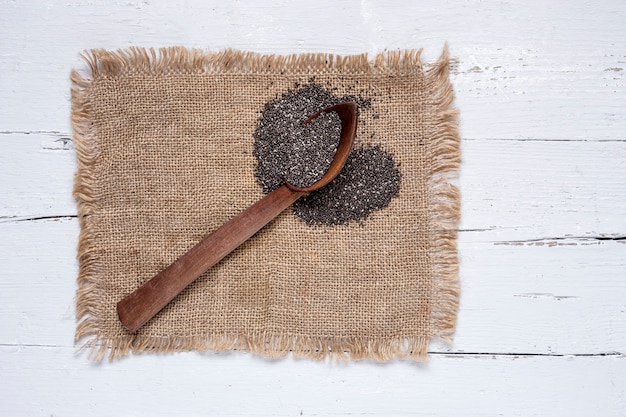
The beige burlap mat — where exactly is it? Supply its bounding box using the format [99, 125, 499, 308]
[71, 46, 460, 361]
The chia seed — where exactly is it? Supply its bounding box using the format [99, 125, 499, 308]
[253, 82, 401, 226]
[293, 146, 401, 226]
[254, 110, 342, 190]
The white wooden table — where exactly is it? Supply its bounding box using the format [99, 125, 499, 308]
[1, 1, 625, 415]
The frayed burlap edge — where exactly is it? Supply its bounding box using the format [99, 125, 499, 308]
[424, 46, 461, 345]
[77, 46, 425, 77]
[71, 68, 107, 358]
[71, 46, 460, 362]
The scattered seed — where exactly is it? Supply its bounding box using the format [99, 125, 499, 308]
[253, 82, 401, 226]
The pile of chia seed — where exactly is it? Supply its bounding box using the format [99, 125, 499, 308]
[253, 82, 401, 226]
[293, 146, 401, 225]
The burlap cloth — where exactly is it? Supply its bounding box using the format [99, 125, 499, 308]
[71, 46, 460, 361]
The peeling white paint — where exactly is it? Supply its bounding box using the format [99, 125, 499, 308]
[1, 0, 626, 416]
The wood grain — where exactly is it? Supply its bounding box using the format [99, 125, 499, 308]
[1, 1, 624, 140]
[1, 218, 624, 355]
[1, 346, 624, 417]
[1, 0, 624, 415]
[3, 134, 624, 241]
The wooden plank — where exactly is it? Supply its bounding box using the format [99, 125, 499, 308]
[0, 133, 75, 219]
[0, 1, 624, 139]
[459, 139, 626, 240]
[1, 2, 625, 416]
[0, 346, 623, 417]
[2, 133, 625, 241]
[1, 217, 624, 354]
[453, 233, 626, 355]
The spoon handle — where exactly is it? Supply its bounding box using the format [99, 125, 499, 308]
[117, 184, 304, 332]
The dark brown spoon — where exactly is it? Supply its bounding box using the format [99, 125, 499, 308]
[117, 101, 358, 332]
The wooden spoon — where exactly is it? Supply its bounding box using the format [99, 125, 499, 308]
[117, 102, 358, 332]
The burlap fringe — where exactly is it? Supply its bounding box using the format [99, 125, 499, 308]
[76, 333, 431, 362]
[424, 45, 461, 345]
[79, 46, 426, 77]
[71, 67, 110, 358]
[72, 46, 459, 362]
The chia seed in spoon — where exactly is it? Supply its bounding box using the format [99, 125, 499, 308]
[253, 82, 401, 226]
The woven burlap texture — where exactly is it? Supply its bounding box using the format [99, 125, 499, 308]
[72, 46, 460, 361]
